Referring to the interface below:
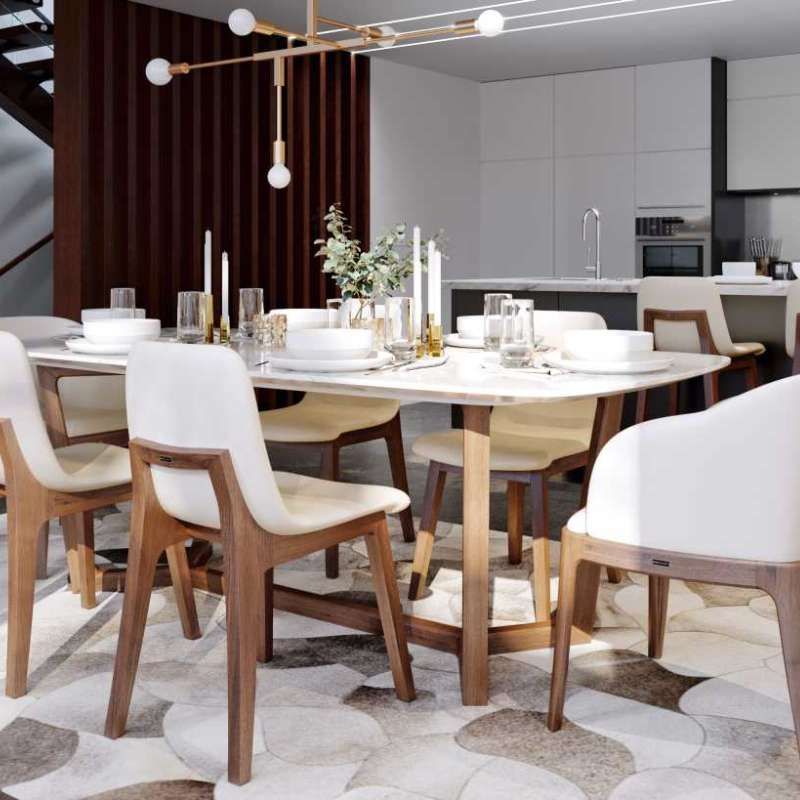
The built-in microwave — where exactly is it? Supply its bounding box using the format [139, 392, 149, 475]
[636, 216, 711, 278]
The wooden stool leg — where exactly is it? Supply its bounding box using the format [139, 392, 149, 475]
[321, 444, 340, 579]
[530, 473, 551, 622]
[258, 568, 274, 664]
[366, 518, 415, 702]
[165, 542, 201, 640]
[635, 390, 648, 424]
[506, 481, 525, 565]
[648, 575, 670, 658]
[385, 414, 416, 543]
[6, 512, 45, 698]
[744, 358, 759, 391]
[666, 382, 679, 416]
[408, 462, 447, 600]
[61, 517, 81, 595]
[35, 521, 49, 580]
[62, 511, 96, 609]
[773, 574, 800, 757]
[547, 531, 580, 732]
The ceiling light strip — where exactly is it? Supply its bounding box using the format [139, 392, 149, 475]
[360, 0, 736, 52]
[507, 0, 638, 23]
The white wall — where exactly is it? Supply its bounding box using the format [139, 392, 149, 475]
[0, 107, 53, 315]
[370, 58, 481, 289]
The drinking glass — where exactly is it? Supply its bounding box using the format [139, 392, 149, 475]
[483, 292, 512, 351]
[385, 297, 415, 363]
[110, 288, 136, 319]
[177, 291, 206, 343]
[500, 298, 535, 368]
[326, 298, 344, 329]
[238, 288, 264, 338]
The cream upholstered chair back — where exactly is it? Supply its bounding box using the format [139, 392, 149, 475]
[0, 332, 77, 489]
[786, 281, 800, 359]
[126, 341, 308, 535]
[637, 277, 734, 355]
[0, 316, 79, 341]
[584, 375, 800, 562]
[490, 311, 605, 443]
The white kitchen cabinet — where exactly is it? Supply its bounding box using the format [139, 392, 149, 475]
[728, 54, 800, 100]
[554, 154, 635, 279]
[636, 60, 711, 152]
[636, 149, 711, 211]
[481, 159, 554, 278]
[480, 76, 554, 162]
[555, 68, 635, 157]
[728, 95, 800, 190]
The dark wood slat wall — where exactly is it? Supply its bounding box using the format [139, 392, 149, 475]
[53, 0, 370, 331]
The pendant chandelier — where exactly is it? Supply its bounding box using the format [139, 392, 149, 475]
[145, 2, 506, 189]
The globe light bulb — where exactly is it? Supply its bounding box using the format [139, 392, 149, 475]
[476, 9, 505, 37]
[377, 25, 397, 48]
[145, 57, 173, 86]
[228, 8, 257, 37]
[268, 162, 291, 189]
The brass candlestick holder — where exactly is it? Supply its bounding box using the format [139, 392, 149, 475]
[219, 316, 230, 345]
[415, 337, 426, 359]
[204, 294, 214, 344]
[426, 313, 443, 358]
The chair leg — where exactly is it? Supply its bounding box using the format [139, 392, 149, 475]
[648, 575, 670, 658]
[635, 390, 648, 424]
[258, 568, 274, 664]
[704, 371, 720, 409]
[321, 444, 341, 579]
[666, 382, 679, 416]
[6, 512, 45, 698]
[35, 521, 49, 580]
[530, 474, 551, 622]
[506, 481, 525, 566]
[61, 517, 81, 596]
[607, 567, 623, 584]
[61, 511, 96, 609]
[164, 542, 201, 640]
[408, 462, 448, 600]
[547, 531, 580, 732]
[772, 577, 800, 757]
[385, 414, 416, 544]
[365, 518, 415, 702]
[744, 358, 759, 391]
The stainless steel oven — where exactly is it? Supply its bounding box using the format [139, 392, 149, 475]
[636, 216, 711, 278]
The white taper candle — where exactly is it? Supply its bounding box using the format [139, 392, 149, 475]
[413, 226, 422, 338]
[427, 239, 437, 322]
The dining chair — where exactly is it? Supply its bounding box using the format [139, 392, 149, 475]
[0, 332, 139, 697]
[260, 308, 415, 581]
[0, 316, 128, 588]
[106, 342, 415, 786]
[547, 375, 800, 757]
[785, 281, 800, 375]
[635, 277, 764, 421]
[408, 311, 611, 619]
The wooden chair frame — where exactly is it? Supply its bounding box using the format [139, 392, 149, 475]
[105, 438, 415, 786]
[547, 526, 800, 760]
[0, 418, 133, 698]
[636, 308, 759, 423]
[265, 410, 415, 580]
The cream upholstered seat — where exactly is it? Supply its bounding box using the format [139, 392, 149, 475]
[786, 281, 800, 373]
[548, 377, 800, 751]
[408, 311, 606, 616]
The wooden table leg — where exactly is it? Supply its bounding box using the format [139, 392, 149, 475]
[460, 405, 491, 705]
[575, 395, 624, 631]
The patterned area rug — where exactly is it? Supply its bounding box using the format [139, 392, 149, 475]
[1, 505, 798, 799]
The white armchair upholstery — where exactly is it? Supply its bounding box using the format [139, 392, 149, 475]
[786, 281, 800, 360]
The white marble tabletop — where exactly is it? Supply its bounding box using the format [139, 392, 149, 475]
[28, 341, 730, 407]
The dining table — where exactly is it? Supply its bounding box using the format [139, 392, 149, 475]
[25, 335, 730, 705]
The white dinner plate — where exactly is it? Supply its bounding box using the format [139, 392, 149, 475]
[444, 333, 484, 349]
[713, 276, 772, 285]
[269, 350, 393, 373]
[65, 337, 133, 355]
[544, 349, 674, 374]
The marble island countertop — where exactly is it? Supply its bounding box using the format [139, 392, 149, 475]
[444, 277, 795, 297]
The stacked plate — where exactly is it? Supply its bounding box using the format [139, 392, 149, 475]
[269, 327, 391, 372]
[66, 318, 161, 355]
[444, 315, 484, 349]
[544, 330, 674, 374]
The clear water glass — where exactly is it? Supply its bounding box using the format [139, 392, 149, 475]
[177, 291, 207, 343]
[385, 297, 415, 363]
[110, 288, 136, 319]
[326, 298, 344, 329]
[483, 292, 512, 351]
[238, 288, 264, 338]
[500, 298, 535, 368]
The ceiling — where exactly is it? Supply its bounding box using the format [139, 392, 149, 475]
[134, 0, 800, 82]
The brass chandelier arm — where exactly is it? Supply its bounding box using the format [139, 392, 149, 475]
[316, 15, 384, 41]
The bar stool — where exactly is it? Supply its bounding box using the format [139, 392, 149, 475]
[0, 316, 128, 593]
[635, 277, 764, 421]
[260, 309, 415, 580]
[408, 311, 609, 620]
[786, 281, 800, 375]
[548, 376, 800, 758]
[0, 332, 137, 697]
[106, 342, 415, 786]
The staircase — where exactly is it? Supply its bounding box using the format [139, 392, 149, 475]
[0, 0, 53, 146]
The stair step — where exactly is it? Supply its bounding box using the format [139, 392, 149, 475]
[16, 56, 51, 82]
[0, 0, 46, 13]
[0, 23, 54, 53]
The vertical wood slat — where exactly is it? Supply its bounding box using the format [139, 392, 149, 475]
[53, 0, 369, 367]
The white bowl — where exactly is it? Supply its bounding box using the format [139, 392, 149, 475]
[563, 329, 653, 362]
[270, 308, 330, 331]
[722, 261, 756, 277]
[792, 263, 800, 280]
[83, 318, 161, 345]
[457, 315, 484, 339]
[286, 327, 373, 360]
[81, 308, 146, 322]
